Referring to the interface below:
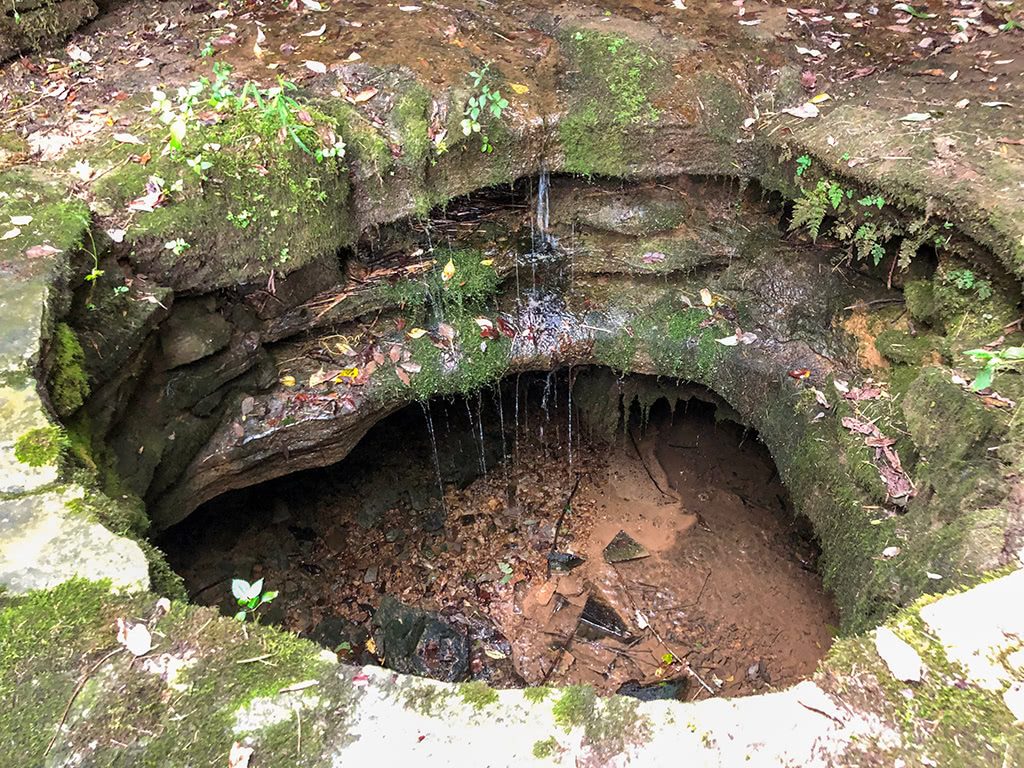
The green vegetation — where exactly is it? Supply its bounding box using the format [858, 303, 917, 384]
[524, 686, 552, 703]
[231, 578, 278, 622]
[552, 685, 597, 731]
[559, 30, 664, 176]
[942, 268, 993, 300]
[458, 680, 499, 710]
[13, 425, 67, 467]
[532, 737, 560, 759]
[964, 345, 1024, 391]
[48, 322, 90, 416]
[460, 65, 510, 154]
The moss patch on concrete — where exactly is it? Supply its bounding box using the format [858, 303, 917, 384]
[13, 424, 66, 467]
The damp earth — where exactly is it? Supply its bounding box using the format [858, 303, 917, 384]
[164, 371, 837, 701]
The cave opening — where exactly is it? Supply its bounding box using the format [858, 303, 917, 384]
[161, 368, 836, 702]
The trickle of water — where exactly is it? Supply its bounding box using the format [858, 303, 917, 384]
[477, 389, 488, 477]
[466, 399, 486, 476]
[567, 366, 574, 474]
[420, 401, 446, 512]
[495, 384, 509, 483]
[541, 370, 554, 423]
[514, 373, 521, 472]
[535, 168, 552, 251]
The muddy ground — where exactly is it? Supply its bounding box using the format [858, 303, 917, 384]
[164, 373, 836, 700]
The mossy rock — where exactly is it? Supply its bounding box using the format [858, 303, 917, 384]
[46, 322, 90, 417]
[903, 280, 937, 325]
[13, 424, 66, 467]
[874, 329, 940, 366]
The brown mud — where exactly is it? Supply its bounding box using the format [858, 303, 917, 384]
[163, 373, 836, 699]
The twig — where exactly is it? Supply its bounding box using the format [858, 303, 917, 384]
[627, 428, 675, 500]
[550, 473, 584, 553]
[294, 704, 302, 755]
[45, 647, 123, 756]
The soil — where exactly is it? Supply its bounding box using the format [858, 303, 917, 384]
[163, 372, 837, 700]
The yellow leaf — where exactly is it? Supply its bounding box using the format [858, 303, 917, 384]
[334, 341, 355, 356]
[280, 375, 297, 387]
[407, 327, 428, 339]
[365, 637, 378, 655]
[479, 258, 494, 266]
[333, 367, 359, 381]
[309, 368, 329, 387]
[441, 258, 456, 282]
[809, 93, 831, 104]
[700, 288, 714, 307]
[509, 82, 530, 95]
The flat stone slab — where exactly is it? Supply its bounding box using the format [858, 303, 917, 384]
[0, 485, 149, 594]
[603, 530, 650, 563]
[0, 382, 58, 495]
[920, 567, 1024, 692]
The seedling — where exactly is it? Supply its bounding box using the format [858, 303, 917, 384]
[497, 561, 514, 584]
[795, 154, 812, 177]
[964, 347, 1024, 391]
[461, 65, 510, 153]
[231, 577, 278, 622]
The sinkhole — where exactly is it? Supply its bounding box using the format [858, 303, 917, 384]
[161, 369, 836, 702]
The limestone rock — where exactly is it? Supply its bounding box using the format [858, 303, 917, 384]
[160, 298, 233, 369]
[0, 485, 149, 594]
[874, 627, 923, 683]
[372, 595, 469, 682]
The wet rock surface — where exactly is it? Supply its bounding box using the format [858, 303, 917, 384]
[372, 596, 470, 682]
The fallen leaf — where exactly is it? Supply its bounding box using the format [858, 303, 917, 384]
[395, 366, 411, 386]
[881, 545, 902, 559]
[116, 618, 152, 656]
[400, 361, 422, 373]
[844, 386, 882, 401]
[484, 648, 507, 660]
[782, 102, 820, 119]
[699, 288, 714, 307]
[280, 375, 297, 387]
[304, 60, 327, 74]
[350, 87, 378, 103]
[399, 5, 422, 10]
[9, 215, 32, 226]
[899, 112, 932, 122]
[874, 627, 922, 682]
[788, 368, 812, 380]
[24, 244, 61, 259]
[113, 133, 144, 145]
[442, 258, 456, 282]
[479, 258, 494, 266]
[508, 82, 530, 95]
[980, 102, 1012, 108]
[228, 742, 253, 768]
[407, 328, 428, 339]
[301, 0, 324, 9]
[302, 24, 326, 36]
[1, 227, 20, 240]
[641, 251, 666, 264]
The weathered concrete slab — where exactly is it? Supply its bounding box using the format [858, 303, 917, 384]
[0, 485, 149, 593]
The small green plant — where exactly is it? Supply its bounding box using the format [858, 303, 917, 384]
[163, 238, 190, 256]
[999, 19, 1022, 32]
[857, 194, 885, 210]
[497, 561, 513, 585]
[148, 63, 345, 164]
[461, 65, 509, 153]
[231, 577, 278, 622]
[944, 269, 992, 300]
[964, 346, 1024, 391]
[795, 154, 812, 177]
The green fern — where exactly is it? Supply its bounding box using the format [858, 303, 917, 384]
[790, 181, 829, 241]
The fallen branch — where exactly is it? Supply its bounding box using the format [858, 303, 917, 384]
[627, 428, 675, 500]
[45, 647, 124, 756]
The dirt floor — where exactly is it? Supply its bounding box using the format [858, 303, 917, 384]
[164, 374, 836, 700]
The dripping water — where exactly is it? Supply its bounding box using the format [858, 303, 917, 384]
[477, 389, 487, 477]
[420, 401, 446, 512]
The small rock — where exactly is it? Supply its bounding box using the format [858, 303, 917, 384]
[576, 592, 634, 643]
[385, 528, 405, 543]
[547, 550, 585, 573]
[875, 627, 923, 682]
[603, 530, 649, 563]
[363, 566, 379, 584]
[617, 677, 689, 702]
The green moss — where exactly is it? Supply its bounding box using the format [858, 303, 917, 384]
[825, 599, 1017, 764]
[903, 280, 937, 324]
[558, 30, 665, 177]
[89, 104, 350, 286]
[0, 579, 121, 763]
[552, 684, 596, 732]
[524, 686, 552, 703]
[48, 322, 90, 417]
[399, 681, 453, 716]
[874, 329, 939, 366]
[458, 680, 498, 710]
[13, 425, 67, 467]
[532, 736, 559, 759]
[394, 85, 432, 174]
